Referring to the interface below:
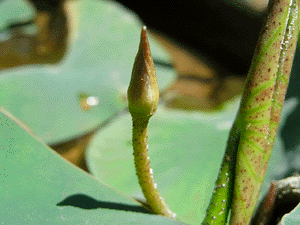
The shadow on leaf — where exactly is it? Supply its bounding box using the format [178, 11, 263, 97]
[56, 194, 152, 214]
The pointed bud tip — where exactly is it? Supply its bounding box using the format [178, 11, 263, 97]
[141, 26, 147, 39]
[127, 26, 159, 120]
[141, 26, 150, 55]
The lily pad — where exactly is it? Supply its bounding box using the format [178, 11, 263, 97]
[0, 0, 176, 145]
[0, 0, 35, 32]
[86, 102, 239, 224]
[86, 97, 293, 224]
[281, 202, 300, 224]
[0, 107, 184, 224]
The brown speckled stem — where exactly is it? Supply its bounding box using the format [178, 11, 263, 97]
[230, 0, 299, 224]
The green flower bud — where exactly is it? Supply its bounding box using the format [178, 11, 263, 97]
[127, 26, 159, 120]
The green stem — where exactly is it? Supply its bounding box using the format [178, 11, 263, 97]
[128, 26, 176, 219]
[203, 0, 299, 224]
[132, 117, 176, 219]
[202, 124, 240, 225]
[230, 0, 300, 224]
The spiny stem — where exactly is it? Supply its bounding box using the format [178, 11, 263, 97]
[202, 124, 240, 225]
[203, 0, 299, 224]
[230, 0, 299, 224]
[128, 26, 176, 219]
[132, 117, 175, 218]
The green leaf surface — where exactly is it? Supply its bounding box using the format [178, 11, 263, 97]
[0, 66, 123, 145]
[280, 202, 300, 224]
[0, 0, 176, 145]
[0, 107, 185, 224]
[0, 0, 35, 32]
[86, 99, 289, 225]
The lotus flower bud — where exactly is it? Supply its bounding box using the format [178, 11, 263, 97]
[127, 26, 159, 120]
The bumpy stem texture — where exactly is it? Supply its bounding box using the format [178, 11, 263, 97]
[202, 124, 240, 224]
[203, 0, 299, 224]
[132, 118, 176, 219]
[128, 26, 176, 219]
[230, 0, 299, 224]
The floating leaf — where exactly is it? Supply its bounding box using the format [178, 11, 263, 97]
[0, 0, 176, 145]
[0, 107, 184, 224]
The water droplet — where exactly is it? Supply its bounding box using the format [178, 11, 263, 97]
[150, 168, 153, 175]
[212, 216, 216, 220]
[78, 93, 99, 111]
[222, 200, 226, 203]
[221, 184, 226, 187]
[87, 96, 99, 106]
